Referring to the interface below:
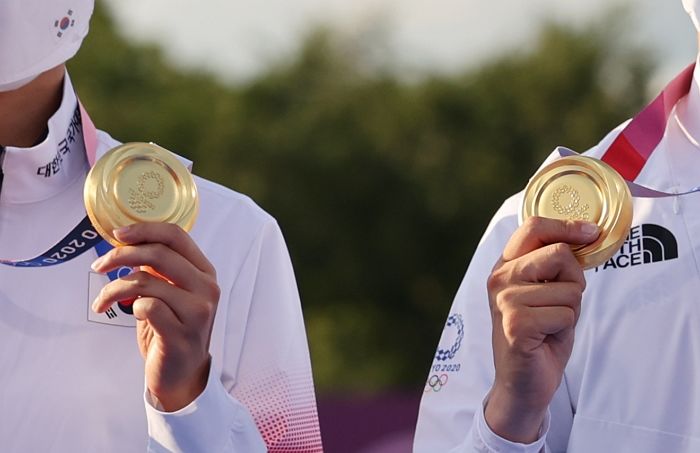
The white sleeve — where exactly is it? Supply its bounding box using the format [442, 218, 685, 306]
[472, 401, 550, 453]
[145, 220, 322, 452]
[413, 194, 569, 453]
[144, 366, 266, 452]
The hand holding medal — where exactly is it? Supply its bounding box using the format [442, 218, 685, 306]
[87, 143, 220, 411]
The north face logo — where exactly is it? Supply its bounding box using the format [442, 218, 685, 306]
[594, 224, 678, 272]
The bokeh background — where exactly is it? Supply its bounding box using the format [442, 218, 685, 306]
[70, 1, 695, 451]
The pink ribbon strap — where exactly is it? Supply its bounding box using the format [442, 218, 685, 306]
[601, 63, 695, 181]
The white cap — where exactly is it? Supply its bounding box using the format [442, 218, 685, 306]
[0, 0, 94, 91]
[683, 0, 700, 31]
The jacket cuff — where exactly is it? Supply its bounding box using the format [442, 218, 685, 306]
[144, 363, 265, 452]
[473, 397, 550, 453]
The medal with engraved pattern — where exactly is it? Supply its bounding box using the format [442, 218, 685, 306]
[83, 143, 199, 246]
[521, 156, 633, 269]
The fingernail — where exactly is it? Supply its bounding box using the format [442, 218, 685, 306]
[91, 256, 105, 271]
[91, 299, 100, 313]
[113, 226, 131, 238]
[580, 222, 599, 237]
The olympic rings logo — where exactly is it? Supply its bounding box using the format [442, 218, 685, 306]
[424, 374, 449, 393]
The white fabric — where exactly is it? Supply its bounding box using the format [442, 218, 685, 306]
[0, 73, 322, 452]
[683, 0, 700, 31]
[0, 0, 93, 91]
[471, 400, 551, 453]
[414, 61, 700, 452]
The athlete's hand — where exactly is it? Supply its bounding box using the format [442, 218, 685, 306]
[484, 217, 598, 443]
[91, 223, 220, 412]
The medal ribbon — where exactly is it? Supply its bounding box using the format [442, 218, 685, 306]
[557, 146, 700, 198]
[0, 101, 111, 268]
[552, 62, 700, 199]
[601, 63, 695, 180]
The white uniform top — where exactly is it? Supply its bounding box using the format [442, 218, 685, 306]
[414, 61, 700, 453]
[0, 72, 322, 452]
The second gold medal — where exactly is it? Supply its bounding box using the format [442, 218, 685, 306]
[521, 155, 632, 269]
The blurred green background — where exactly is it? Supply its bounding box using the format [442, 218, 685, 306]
[70, 5, 654, 396]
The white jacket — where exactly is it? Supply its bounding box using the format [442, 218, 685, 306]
[0, 72, 322, 452]
[414, 63, 700, 453]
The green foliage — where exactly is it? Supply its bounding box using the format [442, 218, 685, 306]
[69, 6, 653, 393]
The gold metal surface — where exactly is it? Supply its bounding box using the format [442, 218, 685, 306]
[84, 143, 199, 246]
[521, 155, 633, 269]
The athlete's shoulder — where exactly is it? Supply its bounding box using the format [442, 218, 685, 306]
[194, 175, 276, 231]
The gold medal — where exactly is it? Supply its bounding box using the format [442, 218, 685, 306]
[521, 156, 633, 269]
[84, 143, 199, 246]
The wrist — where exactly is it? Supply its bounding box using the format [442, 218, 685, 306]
[484, 383, 549, 444]
[151, 358, 211, 412]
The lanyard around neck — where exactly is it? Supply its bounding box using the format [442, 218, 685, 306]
[0, 101, 106, 268]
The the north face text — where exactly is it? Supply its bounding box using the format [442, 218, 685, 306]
[594, 224, 678, 272]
